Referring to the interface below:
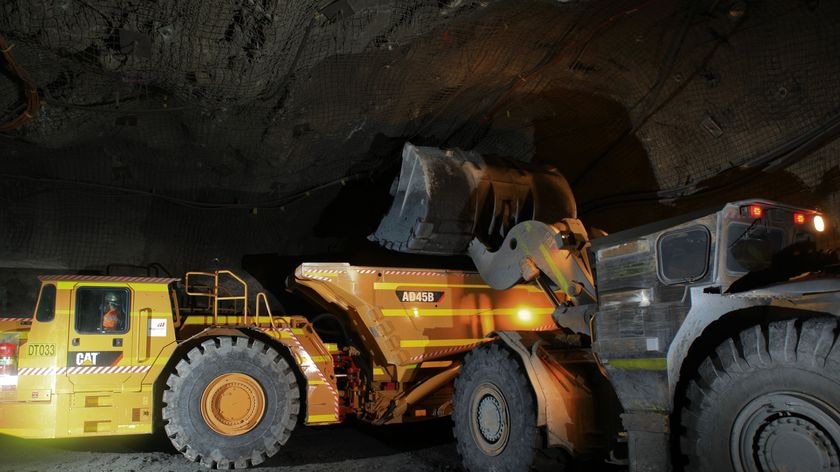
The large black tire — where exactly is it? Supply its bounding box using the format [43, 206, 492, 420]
[453, 342, 539, 472]
[162, 336, 300, 469]
[681, 318, 840, 472]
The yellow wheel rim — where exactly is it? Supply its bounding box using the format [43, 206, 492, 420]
[200, 373, 266, 436]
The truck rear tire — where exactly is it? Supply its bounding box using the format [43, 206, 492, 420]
[162, 336, 300, 469]
[453, 342, 538, 472]
[681, 318, 840, 472]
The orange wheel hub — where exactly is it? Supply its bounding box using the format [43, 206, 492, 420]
[200, 373, 266, 436]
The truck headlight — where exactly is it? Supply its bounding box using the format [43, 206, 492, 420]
[814, 215, 825, 232]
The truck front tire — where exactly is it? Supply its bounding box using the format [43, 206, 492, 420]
[453, 341, 539, 472]
[681, 318, 840, 472]
[163, 336, 300, 469]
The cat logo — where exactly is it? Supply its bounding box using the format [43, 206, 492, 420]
[67, 351, 123, 367]
[396, 290, 445, 303]
[76, 352, 99, 366]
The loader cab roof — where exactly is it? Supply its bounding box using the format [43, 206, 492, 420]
[589, 199, 819, 252]
[589, 204, 723, 252]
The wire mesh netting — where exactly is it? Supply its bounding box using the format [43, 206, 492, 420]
[0, 0, 838, 274]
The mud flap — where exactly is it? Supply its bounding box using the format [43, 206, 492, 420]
[370, 143, 577, 255]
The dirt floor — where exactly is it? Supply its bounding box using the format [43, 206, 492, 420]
[0, 419, 457, 472]
[0, 418, 626, 472]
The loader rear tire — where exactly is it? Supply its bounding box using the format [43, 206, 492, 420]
[162, 336, 300, 469]
[681, 318, 840, 472]
[453, 341, 538, 472]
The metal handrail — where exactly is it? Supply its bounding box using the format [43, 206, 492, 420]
[184, 270, 248, 325]
[255, 292, 288, 329]
[254, 292, 271, 329]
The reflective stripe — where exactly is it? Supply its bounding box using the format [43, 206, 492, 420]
[400, 338, 487, 348]
[18, 365, 151, 375]
[375, 282, 488, 290]
[56, 281, 169, 291]
[272, 326, 340, 421]
[307, 414, 338, 423]
[383, 270, 447, 277]
[381, 307, 553, 317]
[539, 244, 569, 293]
[606, 358, 667, 371]
[373, 282, 542, 293]
[276, 329, 306, 338]
[302, 270, 340, 275]
[409, 342, 486, 362]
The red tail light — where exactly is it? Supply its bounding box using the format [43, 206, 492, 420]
[0, 342, 17, 377]
[0, 343, 15, 357]
[793, 213, 806, 225]
[749, 205, 763, 218]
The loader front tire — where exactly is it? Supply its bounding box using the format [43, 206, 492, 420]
[681, 318, 840, 472]
[163, 336, 300, 469]
[453, 341, 538, 472]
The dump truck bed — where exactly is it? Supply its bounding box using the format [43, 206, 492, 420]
[293, 263, 557, 372]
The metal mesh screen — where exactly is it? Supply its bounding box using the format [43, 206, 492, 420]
[0, 0, 838, 276]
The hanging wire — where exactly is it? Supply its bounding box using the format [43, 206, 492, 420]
[0, 33, 40, 132]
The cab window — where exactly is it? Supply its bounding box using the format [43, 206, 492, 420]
[726, 223, 785, 273]
[35, 284, 56, 322]
[75, 287, 130, 334]
[658, 226, 710, 283]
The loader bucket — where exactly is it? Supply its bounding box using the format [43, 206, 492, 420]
[370, 143, 576, 255]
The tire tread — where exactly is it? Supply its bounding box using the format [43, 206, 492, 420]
[681, 317, 840, 472]
[161, 336, 298, 469]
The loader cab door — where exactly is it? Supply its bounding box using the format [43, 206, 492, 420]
[66, 285, 142, 392]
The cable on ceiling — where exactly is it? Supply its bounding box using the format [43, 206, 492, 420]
[0, 169, 379, 211]
[0, 34, 41, 132]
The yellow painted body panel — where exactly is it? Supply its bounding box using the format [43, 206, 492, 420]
[0, 277, 178, 438]
[294, 263, 558, 384]
[1, 265, 559, 437]
[258, 319, 340, 425]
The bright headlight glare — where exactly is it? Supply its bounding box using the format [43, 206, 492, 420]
[814, 215, 825, 232]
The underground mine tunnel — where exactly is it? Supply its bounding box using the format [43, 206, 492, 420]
[0, 1, 838, 471]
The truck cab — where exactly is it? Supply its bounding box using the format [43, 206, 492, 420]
[0, 275, 180, 438]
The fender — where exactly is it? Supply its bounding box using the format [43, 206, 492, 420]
[493, 330, 612, 455]
[666, 281, 840, 402]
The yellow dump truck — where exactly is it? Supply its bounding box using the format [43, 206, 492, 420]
[0, 264, 556, 468]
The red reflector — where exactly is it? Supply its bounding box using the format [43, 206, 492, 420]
[749, 205, 763, 218]
[793, 213, 806, 225]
